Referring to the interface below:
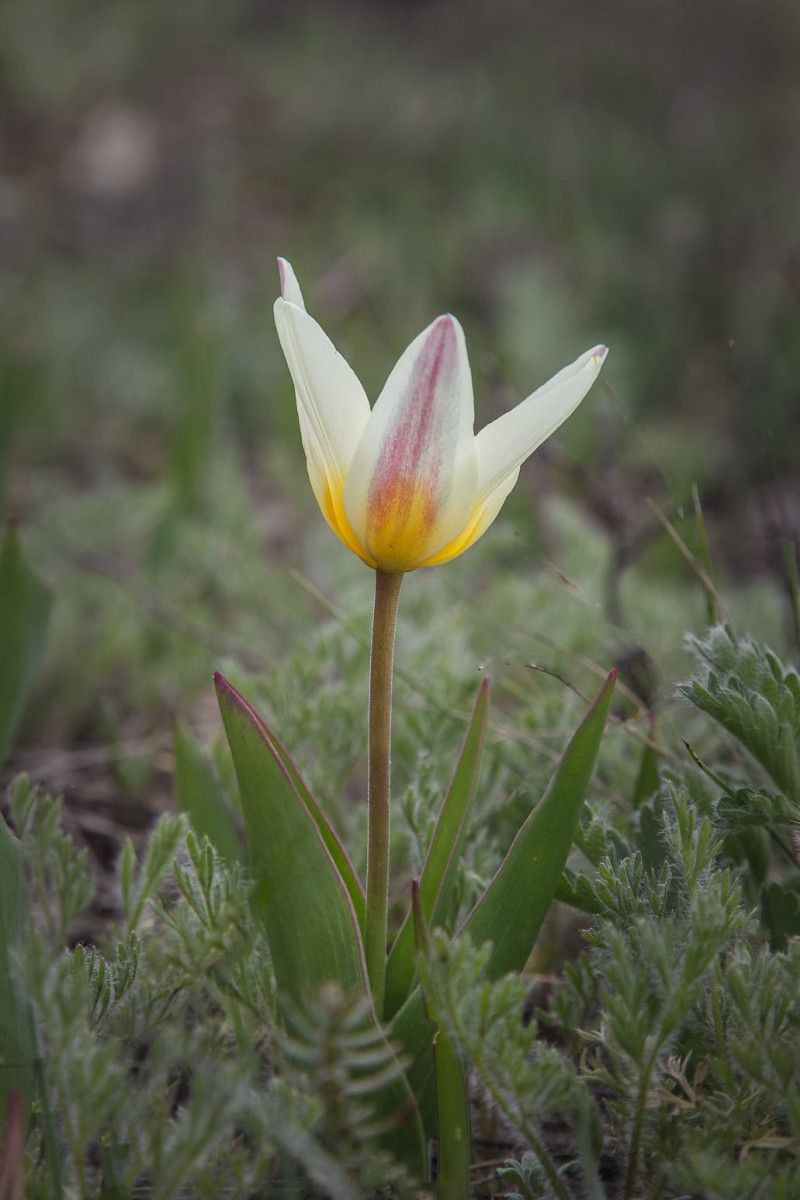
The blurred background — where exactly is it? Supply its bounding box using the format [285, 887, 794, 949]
[2, 0, 800, 794]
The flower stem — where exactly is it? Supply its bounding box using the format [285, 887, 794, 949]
[365, 567, 403, 1018]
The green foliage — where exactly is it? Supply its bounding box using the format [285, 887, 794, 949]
[278, 985, 419, 1198]
[680, 627, 800, 950]
[385, 678, 490, 1019]
[462, 671, 616, 981]
[8, 596, 800, 1196]
[215, 672, 369, 1003]
[680, 624, 800, 799]
[0, 526, 52, 769]
[10, 780, 430, 1197]
[173, 716, 243, 865]
[0, 805, 35, 1137]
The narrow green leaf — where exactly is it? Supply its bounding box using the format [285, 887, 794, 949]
[173, 717, 243, 864]
[388, 988, 438, 1150]
[0, 525, 52, 769]
[250, 716, 366, 935]
[215, 673, 367, 1001]
[632, 737, 660, 809]
[431, 1025, 471, 1200]
[410, 879, 471, 1197]
[385, 679, 490, 1019]
[0, 814, 35, 1131]
[461, 670, 616, 980]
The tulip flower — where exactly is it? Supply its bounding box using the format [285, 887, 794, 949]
[273, 257, 609, 1015]
[274, 257, 607, 575]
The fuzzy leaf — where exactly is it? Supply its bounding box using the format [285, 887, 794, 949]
[0, 816, 35, 1133]
[215, 673, 367, 1001]
[384, 678, 490, 1018]
[681, 626, 800, 800]
[0, 526, 52, 769]
[173, 717, 243, 864]
[460, 670, 616, 979]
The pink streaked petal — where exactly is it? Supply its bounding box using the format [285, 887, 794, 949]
[344, 315, 478, 571]
[474, 344, 607, 503]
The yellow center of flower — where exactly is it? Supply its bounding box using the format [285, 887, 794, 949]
[364, 475, 439, 572]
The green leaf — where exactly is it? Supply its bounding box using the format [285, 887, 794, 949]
[173, 717, 243, 864]
[461, 670, 616, 980]
[680, 626, 800, 800]
[761, 882, 800, 952]
[0, 525, 52, 769]
[430, 1025, 470, 1198]
[412, 880, 471, 1198]
[388, 988, 438, 1150]
[250, 715, 366, 935]
[384, 678, 490, 1019]
[0, 814, 35, 1131]
[632, 737, 660, 809]
[215, 673, 367, 1002]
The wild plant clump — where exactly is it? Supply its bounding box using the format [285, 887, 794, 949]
[2, 616, 800, 1198]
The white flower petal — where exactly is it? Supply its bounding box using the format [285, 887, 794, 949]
[274, 298, 371, 483]
[344, 315, 478, 571]
[474, 345, 607, 506]
[277, 257, 306, 310]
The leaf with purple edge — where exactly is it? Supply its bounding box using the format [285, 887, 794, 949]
[215, 672, 367, 1000]
[247, 712, 366, 934]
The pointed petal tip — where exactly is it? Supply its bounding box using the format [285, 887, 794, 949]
[592, 345, 609, 365]
[276, 257, 305, 309]
[430, 312, 465, 342]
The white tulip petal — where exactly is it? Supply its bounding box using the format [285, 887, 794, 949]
[273, 296, 371, 557]
[274, 298, 370, 478]
[277, 257, 306, 310]
[475, 346, 607, 503]
[344, 315, 478, 571]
